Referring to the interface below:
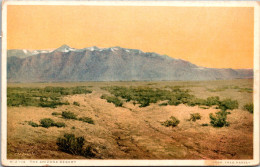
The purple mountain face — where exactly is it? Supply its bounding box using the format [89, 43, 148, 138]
[7, 45, 253, 82]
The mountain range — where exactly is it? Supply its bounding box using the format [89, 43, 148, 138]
[7, 45, 253, 82]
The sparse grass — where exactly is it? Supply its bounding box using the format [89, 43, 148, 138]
[189, 113, 201, 122]
[78, 117, 94, 124]
[56, 133, 95, 157]
[161, 116, 180, 127]
[207, 85, 253, 93]
[207, 87, 227, 92]
[61, 111, 77, 120]
[243, 103, 253, 113]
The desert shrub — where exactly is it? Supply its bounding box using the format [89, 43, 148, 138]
[73, 101, 80, 106]
[40, 118, 55, 128]
[52, 112, 61, 116]
[243, 103, 253, 113]
[204, 96, 220, 106]
[78, 117, 94, 124]
[218, 98, 238, 111]
[101, 94, 123, 107]
[72, 126, 76, 129]
[62, 111, 77, 120]
[56, 133, 95, 157]
[161, 116, 180, 127]
[209, 111, 229, 127]
[53, 122, 66, 128]
[201, 123, 209, 126]
[159, 102, 168, 106]
[189, 113, 201, 122]
[28, 121, 39, 127]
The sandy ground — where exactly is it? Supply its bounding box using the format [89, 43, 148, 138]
[7, 80, 253, 159]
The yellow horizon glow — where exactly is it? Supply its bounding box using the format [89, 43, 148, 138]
[7, 5, 254, 69]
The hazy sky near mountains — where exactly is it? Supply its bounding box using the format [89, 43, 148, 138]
[7, 5, 253, 69]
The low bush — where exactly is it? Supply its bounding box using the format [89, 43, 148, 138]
[78, 117, 94, 124]
[53, 122, 66, 128]
[189, 113, 201, 122]
[209, 111, 229, 127]
[73, 101, 80, 106]
[62, 111, 77, 120]
[201, 123, 209, 126]
[159, 102, 168, 106]
[40, 118, 55, 128]
[218, 98, 238, 111]
[243, 103, 253, 113]
[161, 116, 180, 127]
[56, 133, 95, 157]
[52, 112, 61, 116]
[28, 121, 39, 127]
[204, 96, 220, 107]
[40, 118, 66, 128]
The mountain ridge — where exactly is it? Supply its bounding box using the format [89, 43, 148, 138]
[7, 45, 253, 82]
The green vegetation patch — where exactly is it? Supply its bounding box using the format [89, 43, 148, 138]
[218, 98, 238, 111]
[209, 111, 229, 127]
[101, 94, 123, 107]
[243, 103, 253, 113]
[102, 86, 193, 107]
[61, 111, 77, 120]
[161, 116, 180, 127]
[189, 113, 201, 122]
[28, 121, 39, 127]
[28, 118, 66, 128]
[7, 86, 92, 108]
[101, 86, 240, 111]
[52, 112, 61, 116]
[56, 133, 95, 157]
[73, 101, 80, 106]
[78, 117, 94, 124]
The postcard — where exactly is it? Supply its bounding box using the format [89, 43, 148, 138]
[1, 0, 260, 166]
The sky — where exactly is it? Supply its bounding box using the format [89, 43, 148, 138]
[7, 5, 254, 69]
